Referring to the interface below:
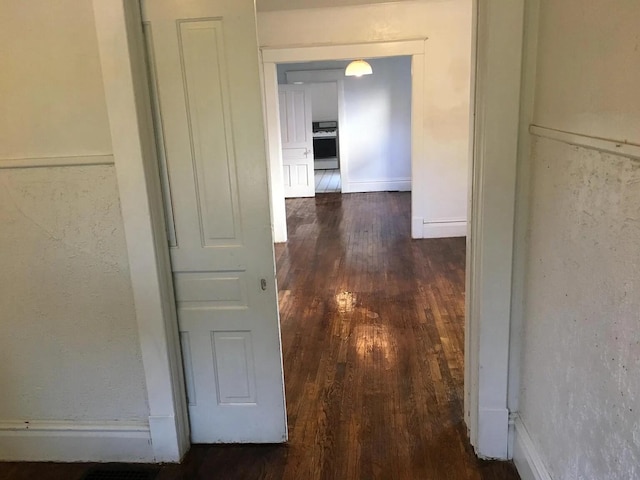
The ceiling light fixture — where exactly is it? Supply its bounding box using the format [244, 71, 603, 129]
[345, 59, 373, 77]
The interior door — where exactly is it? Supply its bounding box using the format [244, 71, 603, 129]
[279, 85, 315, 198]
[141, 0, 287, 443]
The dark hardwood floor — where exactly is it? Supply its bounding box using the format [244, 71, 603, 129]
[0, 192, 519, 480]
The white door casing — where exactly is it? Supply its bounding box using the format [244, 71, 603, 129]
[141, 0, 287, 443]
[279, 85, 315, 198]
[261, 42, 424, 241]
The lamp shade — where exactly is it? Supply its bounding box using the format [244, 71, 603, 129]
[345, 59, 373, 77]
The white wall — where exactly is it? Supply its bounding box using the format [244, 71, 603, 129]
[277, 63, 340, 122]
[343, 57, 411, 192]
[516, 1, 640, 478]
[259, 0, 472, 237]
[278, 57, 412, 192]
[0, 0, 151, 461]
[532, 0, 640, 142]
[0, 1, 112, 158]
[308, 83, 339, 122]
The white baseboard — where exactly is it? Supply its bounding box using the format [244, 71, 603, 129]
[513, 416, 553, 480]
[412, 218, 467, 239]
[344, 179, 411, 193]
[0, 420, 155, 462]
[422, 220, 467, 239]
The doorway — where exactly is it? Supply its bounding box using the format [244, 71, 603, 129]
[275, 57, 412, 201]
[95, 0, 526, 462]
[267, 42, 472, 472]
[262, 42, 425, 244]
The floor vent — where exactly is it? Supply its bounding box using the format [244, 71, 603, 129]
[81, 465, 160, 480]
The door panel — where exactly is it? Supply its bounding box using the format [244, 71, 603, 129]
[142, 0, 287, 444]
[180, 20, 241, 245]
[279, 86, 315, 198]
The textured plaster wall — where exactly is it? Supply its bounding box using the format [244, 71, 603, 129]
[0, 0, 149, 424]
[520, 137, 640, 479]
[0, 166, 149, 421]
[519, 2, 640, 476]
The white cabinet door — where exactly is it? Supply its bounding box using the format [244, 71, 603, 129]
[142, 0, 287, 443]
[279, 85, 315, 198]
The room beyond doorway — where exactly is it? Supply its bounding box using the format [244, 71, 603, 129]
[276, 57, 412, 202]
[261, 41, 429, 245]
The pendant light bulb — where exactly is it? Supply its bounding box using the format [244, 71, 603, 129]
[345, 59, 373, 77]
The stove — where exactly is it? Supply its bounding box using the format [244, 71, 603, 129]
[312, 121, 339, 161]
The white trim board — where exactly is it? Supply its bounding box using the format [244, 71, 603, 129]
[262, 39, 426, 63]
[412, 217, 467, 239]
[0, 420, 154, 462]
[530, 125, 640, 160]
[343, 179, 411, 193]
[262, 62, 288, 243]
[423, 221, 466, 239]
[93, 0, 190, 462]
[513, 416, 553, 480]
[465, 0, 525, 459]
[0, 154, 114, 169]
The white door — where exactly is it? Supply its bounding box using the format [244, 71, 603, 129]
[279, 86, 315, 198]
[142, 0, 287, 443]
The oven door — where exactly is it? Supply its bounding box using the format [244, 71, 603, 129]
[313, 136, 337, 159]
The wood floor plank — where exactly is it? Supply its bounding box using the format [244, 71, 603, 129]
[0, 192, 519, 480]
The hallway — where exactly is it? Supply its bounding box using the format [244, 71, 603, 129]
[0, 192, 519, 480]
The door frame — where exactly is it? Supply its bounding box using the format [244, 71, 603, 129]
[261, 41, 425, 243]
[93, 0, 190, 462]
[94, 0, 525, 462]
